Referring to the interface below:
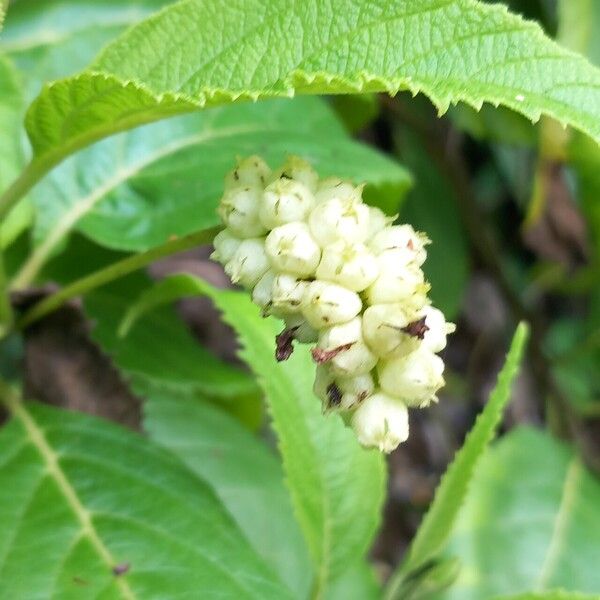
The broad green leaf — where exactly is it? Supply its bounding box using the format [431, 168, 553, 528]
[0, 55, 32, 247]
[27, 97, 408, 259]
[494, 592, 600, 600]
[143, 387, 313, 597]
[0, 398, 293, 598]
[120, 274, 387, 595]
[0, 0, 168, 99]
[22, 0, 600, 176]
[398, 128, 469, 320]
[435, 427, 600, 599]
[386, 323, 529, 599]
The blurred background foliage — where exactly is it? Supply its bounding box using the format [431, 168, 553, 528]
[1, 0, 600, 599]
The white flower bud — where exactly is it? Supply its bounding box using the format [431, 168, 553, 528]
[362, 303, 420, 358]
[252, 270, 275, 312]
[378, 347, 445, 407]
[316, 240, 379, 292]
[225, 155, 271, 189]
[315, 177, 358, 203]
[351, 392, 409, 453]
[271, 274, 308, 314]
[367, 206, 396, 237]
[369, 225, 429, 266]
[420, 305, 456, 353]
[210, 229, 242, 264]
[315, 317, 377, 376]
[301, 281, 362, 329]
[308, 196, 370, 247]
[224, 238, 269, 289]
[259, 178, 315, 229]
[336, 373, 375, 410]
[265, 222, 321, 277]
[218, 186, 267, 238]
[274, 156, 319, 191]
[284, 314, 318, 343]
[365, 256, 429, 308]
[313, 364, 333, 405]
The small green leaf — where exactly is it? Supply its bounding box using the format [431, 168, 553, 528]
[0, 397, 293, 598]
[386, 323, 529, 598]
[22, 0, 600, 176]
[494, 592, 600, 600]
[143, 387, 313, 597]
[121, 274, 387, 596]
[436, 428, 600, 599]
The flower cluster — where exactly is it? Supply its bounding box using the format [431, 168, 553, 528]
[212, 155, 455, 453]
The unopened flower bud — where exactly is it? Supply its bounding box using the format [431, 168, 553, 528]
[316, 240, 379, 292]
[369, 225, 429, 266]
[224, 238, 269, 288]
[365, 256, 429, 308]
[302, 281, 362, 329]
[315, 177, 358, 204]
[271, 274, 308, 314]
[211, 229, 242, 264]
[218, 186, 267, 238]
[378, 347, 445, 407]
[362, 303, 420, 358]
[315, 317, 377, 376]
[420, 306, 456, 353]
[225, 155, 271, 189]
[351, 392, 409, 453]
[274, 156, 319, 191]
[308, 196, 370, 247]
[252, 270, 275, 312]
[336, 373, 375, 410]
[368, 206, 396, 237]
[259, 179, 315, 229]
[265, 222, 321, 277]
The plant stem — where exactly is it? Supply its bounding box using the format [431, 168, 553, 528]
[0, 159, 50, 222]
[18, 227, 220, 329]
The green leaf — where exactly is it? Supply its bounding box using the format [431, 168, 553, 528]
[398, 128, 469, 320]
[120, 274, 387, 595]
[0, 0, 168, 99]
[0, 55, 32, 248]
[494, 592, 600, 600]
[436, 427, 600, 599]
[27, 96, 408, 258]
[23, 0, 600, 173]
[0, 397, 293, 598]
[143, 387, 313, 597]
[386, 323, 529, 599]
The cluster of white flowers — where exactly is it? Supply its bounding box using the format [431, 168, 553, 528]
[212, 155, 455, 453]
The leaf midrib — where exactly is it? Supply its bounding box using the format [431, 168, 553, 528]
[2, 396, 136, 600]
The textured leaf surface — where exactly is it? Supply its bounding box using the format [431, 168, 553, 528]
[387, 324, 529, 598]
[0, 399, 292, 598]
[143, 387, 313, 597]
[27, 97, 408, 259]
[436, 428, 600, 599]
[24, 0, 600, 171]
[121, 274, 387, 595]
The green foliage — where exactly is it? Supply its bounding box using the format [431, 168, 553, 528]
[26, 97, 408, 259]
[22, 0, 600, 175]
[120, 274, 387, 596]
[495, 592, 600, 600]
[0, 397, 293, 598]
[143, 387, 313, 597]
[386, 323, 529, 598]
[436, 427, 600, 599]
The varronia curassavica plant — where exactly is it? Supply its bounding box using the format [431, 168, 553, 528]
[0, 0, 599, 599]
[212, 155, 455, 452]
